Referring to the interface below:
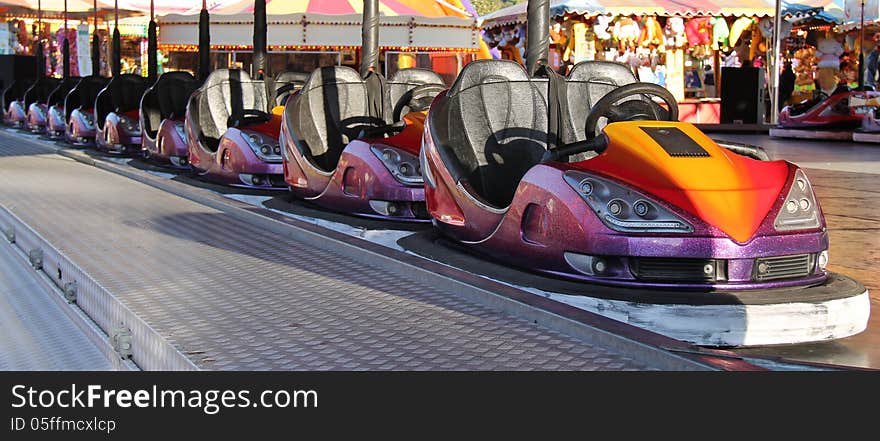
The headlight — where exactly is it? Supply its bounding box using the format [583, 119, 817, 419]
[80, 111, 95, 128]
[371, 145, 423, 185]
[564, 170, 693, 233]
[242, 130, 282, 162]
[119, 116, 139, 134]
[774, 169, 821, 232]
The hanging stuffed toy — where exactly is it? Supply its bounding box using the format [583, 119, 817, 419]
[815, 38, 843, 69]
[594, 15, 613, 41]
[498, 26, 523, 65]
[684, 17, 712, 47]
[749, 25, 767, 65]
[639, 16, 663, 48]
[729, 16, 755, 48]
[613, 17, 641, 50]
[664, 17, 686, 49]
[710, 17, 729, 50]
[814, 38, 843, 96]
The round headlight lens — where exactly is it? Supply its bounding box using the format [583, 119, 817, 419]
[607, 200, 623, 217]
[579, 180, 593, 195]
[786, 200, 798, 214]
[799, 198, 811, 211]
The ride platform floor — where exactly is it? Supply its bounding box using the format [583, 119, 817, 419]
[0, 238, 115, 370]
[0, 130, 673, 371]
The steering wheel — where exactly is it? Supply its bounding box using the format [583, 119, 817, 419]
[583, 82, 679, 140]
[392, 83, 446, 122]
[228, 109, 271, 128]
[339, 116, 405, 141]
[274, 82, 304, 106]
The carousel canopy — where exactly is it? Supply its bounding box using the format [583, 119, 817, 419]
[157, 1, 480, 52]
[206, 0, 477, 18]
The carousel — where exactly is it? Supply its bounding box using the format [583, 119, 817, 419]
[156, 0, 482, 84]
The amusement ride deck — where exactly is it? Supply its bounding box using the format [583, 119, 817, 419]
[0, 129, 748, 371]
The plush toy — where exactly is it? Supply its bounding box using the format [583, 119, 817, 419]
[639, 16, 663, 48]
[594, 15, 613, 41]
[684, 17, 712, 46]
[815, 38, 843, 69]
[710, 17, 729, 50]
[664, 17, 686, 49]
[729, 16, 755, 48]
[749, 26, 767, 63]
[498, 26, 524, 65]
[613, 17, 641, 50]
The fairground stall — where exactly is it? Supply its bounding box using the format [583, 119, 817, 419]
[157, 0, 482, 83]
[479, 0, 835, 125]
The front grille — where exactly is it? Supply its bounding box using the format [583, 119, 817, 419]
[410, 202, 430, 219]
[631, 258, 726, 282]
[753, 254, 814, 281]
[268, 174, 287, 188]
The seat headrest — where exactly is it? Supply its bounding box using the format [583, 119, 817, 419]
[448, 60, 530, 97]
[301, 66, 364, 92]
[389, 68, 444, 86]
[567, 61, 637, 85]
[275, 71, 310, 86]
[156, 71, 196, 85]
[203, 69, 252, 90]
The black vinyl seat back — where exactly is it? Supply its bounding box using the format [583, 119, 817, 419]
[64, 76, 109, 121]
[386, 68, 445, 123]
[195, 69, 269, 151]
[285, 66, 369, 172]
[3, 79, 34, 110]
[272, 71, 309, 107]
[141, 71, 198, 138]
[95, 74, 149, 130]
[46, 77, 81, 108]
[23, 77, 61, 107]
[431, 59, 549, 209]
[564, 61, 638, 144]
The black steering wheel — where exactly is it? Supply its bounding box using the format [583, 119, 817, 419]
[392, 83, 446, 122]
[583, 82, 679, 140]
[228, 109, 271, 128]
[274, 82, 304, 106]
[339, 116, 405, 141]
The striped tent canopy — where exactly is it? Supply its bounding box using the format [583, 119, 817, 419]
[196, 0, 477, 18]
[480, 1, 840, 28]
[0, 0, 98, 12]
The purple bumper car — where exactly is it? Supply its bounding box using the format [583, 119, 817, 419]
[422, 59, 838, 291]
[63, 76, 110, 146]
[94, 74, 148, 155]
[3, 79, 33, 127]
[21, 77, 60, 133]
[281, 66, 445, 221]
[185, 69, 291, 189]
[141, 71, 200, 168]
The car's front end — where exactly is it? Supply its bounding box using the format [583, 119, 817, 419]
[281, 112, 428, 221]
[65, 108, 97, 146]
[96, 111, 142, 155]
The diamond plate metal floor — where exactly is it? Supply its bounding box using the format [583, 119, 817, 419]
[0, 133, 656, 370]
[0, 237, 113, 370]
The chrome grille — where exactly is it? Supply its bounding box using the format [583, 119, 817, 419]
[753, 254, 814, 281]
[631, 258, 726, 282]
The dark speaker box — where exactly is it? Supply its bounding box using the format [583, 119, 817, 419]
[720, 66, 765, 124]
